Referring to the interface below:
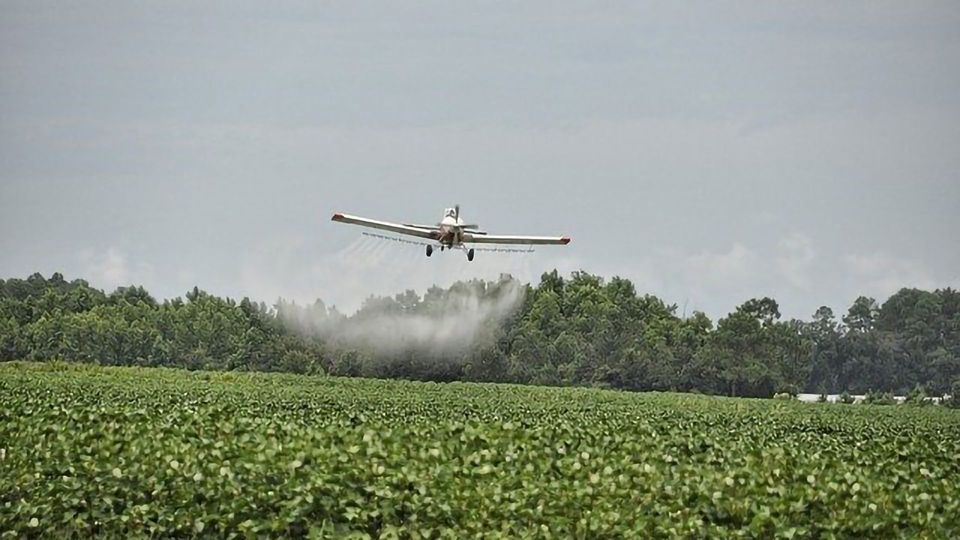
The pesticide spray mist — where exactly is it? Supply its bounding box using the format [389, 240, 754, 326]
[279, 275, 526, 362]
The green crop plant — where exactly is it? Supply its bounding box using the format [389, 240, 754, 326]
[1, 362, 958, 538]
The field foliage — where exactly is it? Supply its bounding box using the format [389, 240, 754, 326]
[2, 362, 959, 538]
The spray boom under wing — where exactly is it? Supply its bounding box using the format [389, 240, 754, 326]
[361, 231, 532, 252]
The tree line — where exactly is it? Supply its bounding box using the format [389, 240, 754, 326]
[1, 271, 958, 399]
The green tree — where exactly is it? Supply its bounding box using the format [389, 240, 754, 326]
[806, 306, 842, 392]
[0, 316, 19, 361]
[843, 296, 878, 333]
[693, 298, 780, 397]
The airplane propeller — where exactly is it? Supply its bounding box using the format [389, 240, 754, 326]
[453, 204, 482, 230]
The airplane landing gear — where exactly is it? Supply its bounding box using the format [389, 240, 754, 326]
[426, 245, 433, 257]
[467, 248, 475, 262]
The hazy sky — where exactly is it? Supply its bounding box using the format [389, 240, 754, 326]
[2, 1, 959, 320]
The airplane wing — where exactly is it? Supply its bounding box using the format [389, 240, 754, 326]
[332, 213, 438, 241]
[463, 232, 570, 245]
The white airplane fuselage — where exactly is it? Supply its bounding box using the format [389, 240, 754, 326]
[437, 208, 465, 247]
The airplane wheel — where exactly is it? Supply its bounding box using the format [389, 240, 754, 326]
[426, 245, 433, 257]
[467, 248, 475, 262]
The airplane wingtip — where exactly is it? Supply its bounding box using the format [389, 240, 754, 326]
[561, 236, 571, 245]
[331, 212, 344, 221]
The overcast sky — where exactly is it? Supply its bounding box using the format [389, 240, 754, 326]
[2, 1, 958, 320]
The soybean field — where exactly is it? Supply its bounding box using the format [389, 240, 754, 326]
[1, 362, 959, 538]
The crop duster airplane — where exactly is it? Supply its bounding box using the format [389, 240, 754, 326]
[331, 205, 570, 261]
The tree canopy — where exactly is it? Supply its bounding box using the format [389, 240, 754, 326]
[1, 271, 958, 397]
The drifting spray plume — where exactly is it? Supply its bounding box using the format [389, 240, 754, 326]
[279, 275, 525, 357]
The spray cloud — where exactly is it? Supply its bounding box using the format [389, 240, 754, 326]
[279, 275, 526, 359]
